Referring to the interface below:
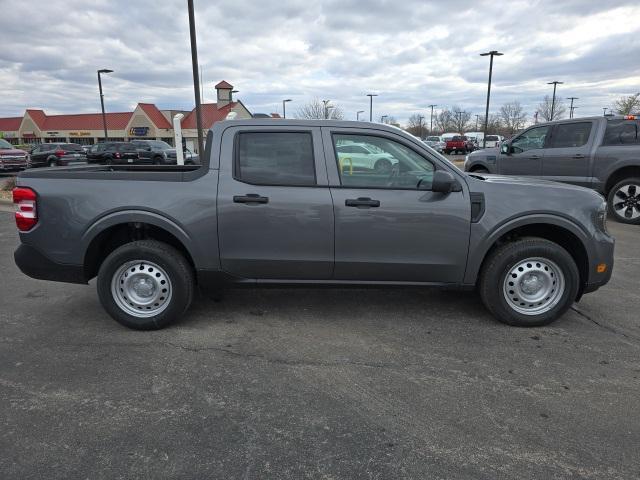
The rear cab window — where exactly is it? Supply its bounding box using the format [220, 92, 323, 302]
[550, 122, 593, 148]
[603, 119, 640, 145]
[235, 132, 316, 186]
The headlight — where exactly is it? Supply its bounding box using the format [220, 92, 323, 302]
[594, 202, 608, 234]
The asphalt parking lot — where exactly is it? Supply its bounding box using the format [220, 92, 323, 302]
[1, 207, 639, 479]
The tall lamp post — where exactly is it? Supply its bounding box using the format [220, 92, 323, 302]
[282, 99, 292, 118]
[356, 110, 365, 121]
[97, 69, 113, 141]
[418, 115, 425, 139]
[187, 0, 204, 156]
[567, 97, 578, 119]
[547, 81, 563, 121]
[322, 99, 331, 119]
[428, 104, 437, 134]
[366, 94, 378, 121]
[480, 50, 503, 148]
[380, 115, 388, 124]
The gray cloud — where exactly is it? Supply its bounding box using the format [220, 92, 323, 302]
[0, 0, 638, 123]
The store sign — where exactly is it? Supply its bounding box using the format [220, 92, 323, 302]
[46, 131, 60, 136]
[129, 127, 149, 136]
[69, 131, 91, 137]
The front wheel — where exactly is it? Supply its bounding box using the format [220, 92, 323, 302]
[97, 240, 195, 330]
[479, 238, 579, 327]
[607, 177, 640, 224]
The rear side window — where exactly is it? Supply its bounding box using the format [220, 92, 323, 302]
[603, 120, 639, 145]
[235, 132, 316, 186]
[119, 143, 137, 152]
[550, 122, 592, 148]
[63, 143, 83, 151]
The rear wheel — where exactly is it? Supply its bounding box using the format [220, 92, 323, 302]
[374, 158, 392, 173]
[97, 240, 194, 330]
[479, 238, 579, 327]
[607, 177, 640, 225]
[48, 159, 56, 167]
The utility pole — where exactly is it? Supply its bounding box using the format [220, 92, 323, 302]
[97, 69, 113, 141]
[282, 99, 291, 119]
[567, 97, 578, 119]
[428, 104, 437, 134]
[366, 94, 378, 121]
[187, 0, 204, 156]
[480, 50, 503, 148]
[547, 81, 563, 121]
[418, 115, 425, 139]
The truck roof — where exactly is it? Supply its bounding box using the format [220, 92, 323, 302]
[216, 118, 406, 132]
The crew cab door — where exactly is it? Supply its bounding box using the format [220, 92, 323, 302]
[498, 125, 550, 176]
[541, 121, 594, 187]
[322, 128, 470, 283]
[217, 126, 334, 280]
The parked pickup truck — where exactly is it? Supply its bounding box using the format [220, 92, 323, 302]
[444, 135, 473, 154]
[464, 115, 640, 224]
[13, 120, 613, 330]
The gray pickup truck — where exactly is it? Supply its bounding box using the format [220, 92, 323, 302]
[13, 120, 613, 330]
[464, 115, 640, 224]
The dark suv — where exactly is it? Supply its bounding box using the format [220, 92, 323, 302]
[87, 142, 140, 165]
[130, 140, 175, 164]
[29, 143, 87, 167]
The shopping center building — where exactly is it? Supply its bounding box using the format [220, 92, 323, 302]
[0, 81, 252, 153]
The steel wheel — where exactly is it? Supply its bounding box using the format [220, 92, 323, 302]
[612, 183, 640, 221]
[503, 257, 565, 316]
[110, 260, 172, 318]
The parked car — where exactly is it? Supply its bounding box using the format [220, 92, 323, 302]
[13, 120, 613, 331]
[130, 140, 176, 165]
[424, 136, 446, 152]
[464, 115, 640, 224]
[29, 142, 87, 167]
[166, 148, 200, 165]
[444, 135, 473, 154]
[87, 142, 140, 165]
[483, 135, 503, 148]
[0, 138, 29, 171]
[335, 142, 397, 172]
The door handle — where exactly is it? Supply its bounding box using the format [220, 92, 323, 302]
[233, 194, 269, 204]
[528, 155, 541, 160]
[572, 154, 585, 159]
[345, 197, 380, 208]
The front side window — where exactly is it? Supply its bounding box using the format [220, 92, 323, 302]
[603, 120, 639, 145]
[236, 132, 316, 186]
[0, 139, 12, 149]
[333, 134, 434, 190]
[511, 126, 550, 153]
[151, 141, 171, 149]
[550, 122, 592, 148]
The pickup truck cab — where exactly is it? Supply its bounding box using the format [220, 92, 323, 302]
[465, 115, 640, 224]
[0, 138, 29, 171]
[444, 135, 472, 154]
[13, 120, 613, 330]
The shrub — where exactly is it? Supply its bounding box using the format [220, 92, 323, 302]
[1, 176, 16, 191]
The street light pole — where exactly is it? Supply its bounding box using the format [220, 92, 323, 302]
[282, 99, 291, 119]
[366, 94, 378, 121]
[480, 50, 503, 149]
[567, 97, 578, 119]
[603, 107, 608, 116]
[380, 115, 388, 124]
[187, 0, 204, 156]
[356, 110, 364, 121]
[547, 81, 563, 121]
[97, 69, 113, 141]
[322, 99, 331, 119]
[428, 104, 437, 134]
[418, 115, 425, 139]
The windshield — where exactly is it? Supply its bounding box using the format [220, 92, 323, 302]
[0, 139, 13, 149]
[426, 136, 440, 142]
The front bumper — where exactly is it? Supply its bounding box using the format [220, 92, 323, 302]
[14, 243, 87, 284]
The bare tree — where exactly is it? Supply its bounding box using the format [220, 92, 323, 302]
[537, 95, 566, 121]
[451, 107, 471, 133]
[478, 114, 503, 135]
[614, 93, 640, 115]
[405, 114, 427, 138]
[295, 98, 344, 120]
[499, 101, 528, 134]
[435, 109, 455, 133]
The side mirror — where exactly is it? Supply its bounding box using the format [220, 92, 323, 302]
[500, 142, 511, 155]
[431, 170, 456, 194]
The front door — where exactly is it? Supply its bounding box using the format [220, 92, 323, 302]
[498, 125, 551, 176]
[323, 129, 470, 283]
[217, 127, 334, 280]
[541, 121, 594, 188]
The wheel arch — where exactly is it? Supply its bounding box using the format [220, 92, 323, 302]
[81, 211, 199, 282]
[604, 164, 640, 194]
[466, 215, 590, 296]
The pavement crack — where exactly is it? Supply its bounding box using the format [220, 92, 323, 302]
[570, 305, 640, 344]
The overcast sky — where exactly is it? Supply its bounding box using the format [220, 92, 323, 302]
[1, 0, 639, 125]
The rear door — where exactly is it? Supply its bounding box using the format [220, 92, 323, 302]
[217, 126, 334, 280]
[322, 128, 470, 283]
[498, 125, 550, 176]
[541, 121, 594, 187]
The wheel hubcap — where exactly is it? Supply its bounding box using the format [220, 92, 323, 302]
[503, 257, 565, 315]
[613, 184, 640, 220]
[111, 260, 172, 318]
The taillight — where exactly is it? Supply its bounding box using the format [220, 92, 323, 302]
[13, 187, 38, 231]
[55, 149, 65, 158]
[114, 152, 121, 159]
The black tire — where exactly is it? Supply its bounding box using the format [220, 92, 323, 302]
[374, 158, 392, 173]
[479, 238, 579, 327]
[153, 156, 163, 165]
[97, 240, 195, 330]
[607, 177, 640, 225]
[48, 159, 56, 167]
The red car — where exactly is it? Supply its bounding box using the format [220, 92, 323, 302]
[443, 135, 473, 154]
[0, 138, 29, 171]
